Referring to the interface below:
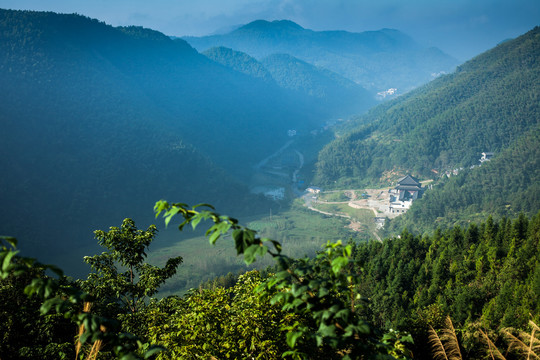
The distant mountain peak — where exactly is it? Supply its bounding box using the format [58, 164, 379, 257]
[237, 19, 305, 32]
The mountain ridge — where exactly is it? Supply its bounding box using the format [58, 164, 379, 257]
[184, 19, 458, 92]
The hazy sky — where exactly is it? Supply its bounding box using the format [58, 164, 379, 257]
[1, 0, 538, 60]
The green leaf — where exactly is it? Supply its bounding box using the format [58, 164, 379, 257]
[232, 229, 246, 254]
[2, 249, 19, 272]
[191, 213, 204, 229]
[0, 235, 17, 248]
[331, 256, 349, 274]
[164, 207, 181, 227]
[243, 244, 268, 265]
[318, 323, 336, 338]
[286, 331, 303, 348]
[208, 229, 221, 244]
[318, 286, 329, 297]
[143, 345, 166, 358]
[153, 200, 169, 218]
[193, 203, 214, 210]
[46, 264, 64, 277]
[344, 244, 352, 257]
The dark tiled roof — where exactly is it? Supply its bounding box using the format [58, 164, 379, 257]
[397, 175, 421, 186]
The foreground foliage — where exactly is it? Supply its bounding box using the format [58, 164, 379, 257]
[153, 200, 401, 359]
[1, 201, 538, 359]
[0, 235, 165, 360]
[145, 271, 298, 359]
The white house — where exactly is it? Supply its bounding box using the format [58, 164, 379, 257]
[480, 152, 494, 163]
[306, 186, 322, 194]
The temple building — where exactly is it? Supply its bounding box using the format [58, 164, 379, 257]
[388, 175, 424, 214]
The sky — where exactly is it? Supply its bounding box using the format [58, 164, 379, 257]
[0, 0, 539, 61]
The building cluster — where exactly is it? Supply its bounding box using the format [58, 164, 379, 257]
[376, 88, 397, 99]
[444, 152, 494, 177]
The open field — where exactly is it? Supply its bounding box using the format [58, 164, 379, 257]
[311, 202, 380, 237]
[149, 203, 360, 296]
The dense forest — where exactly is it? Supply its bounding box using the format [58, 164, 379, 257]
[355, 213, 540, 358]
[1, 204, 539, 359]
[202, 46, 275, 82]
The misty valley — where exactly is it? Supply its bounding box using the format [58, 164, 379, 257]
[1, 9, 539, 360]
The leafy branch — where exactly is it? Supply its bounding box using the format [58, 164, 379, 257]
[154, 200, 398, 359]
[1, 236, 164, 359]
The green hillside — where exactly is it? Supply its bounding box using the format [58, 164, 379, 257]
[386, 126, 540, 232]
[315, 27, 539, 181]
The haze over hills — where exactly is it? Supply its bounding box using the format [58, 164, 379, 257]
[0, 10, 324, 173]
[203, 47, 374, 118]
[0, 9, 332, 270]
[184, 19, 459, 93]
[315, 26, 540, 230]
[202, 46, 274, 82]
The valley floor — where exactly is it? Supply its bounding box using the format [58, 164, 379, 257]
[302, 188, 389, 241]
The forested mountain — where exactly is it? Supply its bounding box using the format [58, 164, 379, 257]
[202, 46, 274, 82]
[184, 20, 459, 92]
[0, 9, 334, 271]
[315, 27, 539, 208]
[260, 54, 374, 117]
[202, 47, 375, 116]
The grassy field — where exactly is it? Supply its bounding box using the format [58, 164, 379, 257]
[313, 203, 373, 220]
[148, 202, 359, 296]
[317, 191, 352, 202]
[312, 202, 379, 238]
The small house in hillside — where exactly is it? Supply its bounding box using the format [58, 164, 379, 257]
[388, 175, 424, 214]
[306, 186, 322, 194]
[480, 152, 494, 163]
